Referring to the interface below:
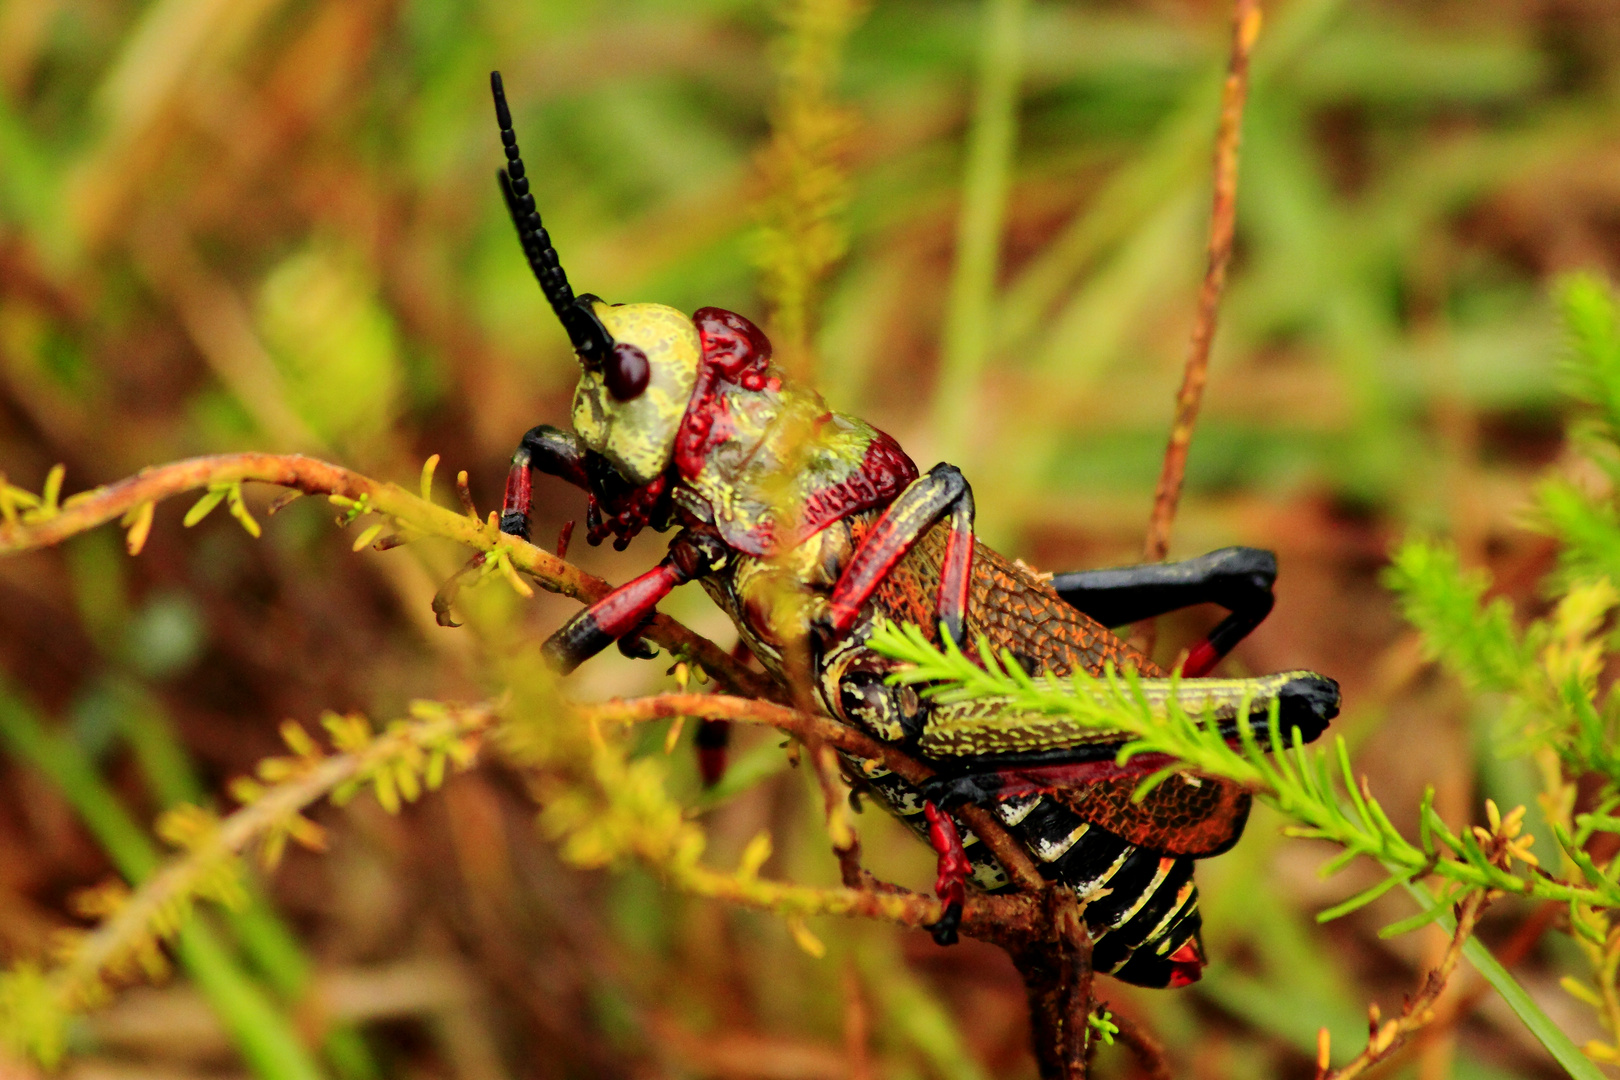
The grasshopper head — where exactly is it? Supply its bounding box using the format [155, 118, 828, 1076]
[570, 300, 701, 485]
[489, 71, 702, 486]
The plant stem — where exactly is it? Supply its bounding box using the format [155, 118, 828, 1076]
[575, 692, 1044, 893]
[1011, 897, 1094, 1080]
[1320, 890, 1489, 1080]
[112, 682, 379, 1079]
[0, 453, 774, 700]
[0, 685, 328, 1080]
[1141, 0, 1261, 564]
[1401, 881, 1605, 1080]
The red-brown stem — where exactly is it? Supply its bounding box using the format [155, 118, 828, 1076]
[1319, 890, 1492, 1080]
[1141, 0, 1260, 566]
[1112, 1012, 1174, 1080]
[0, 453, 775, 700]
[1012, 894, 1095, 1080]
[576, 692, 1046, 894]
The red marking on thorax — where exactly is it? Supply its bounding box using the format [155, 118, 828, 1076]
[676, 308, 775, 479]
[675, 307, 919, 549]
[799, 430, 918, 541]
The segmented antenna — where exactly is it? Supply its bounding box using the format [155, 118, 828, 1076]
[491, 71, 612, 366]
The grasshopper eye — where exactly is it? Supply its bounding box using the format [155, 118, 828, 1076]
[605, 342, 650, 400]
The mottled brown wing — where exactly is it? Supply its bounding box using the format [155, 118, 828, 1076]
[1052, 776, 1252, 857]
[866, 522, 1162, 679]
[867, 525, 1250, 856]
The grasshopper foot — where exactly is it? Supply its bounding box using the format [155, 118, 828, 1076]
[924, 801, 970, 947]
[928, 900, 963, 946]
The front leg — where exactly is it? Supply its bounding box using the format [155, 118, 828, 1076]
[542, 526, 730, 673]
[500, 425, 590, 540]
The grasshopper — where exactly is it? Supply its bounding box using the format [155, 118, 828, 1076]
[484, 72, 1337, 987]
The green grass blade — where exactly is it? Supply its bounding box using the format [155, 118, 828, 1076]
[932, 0, 1027, 463]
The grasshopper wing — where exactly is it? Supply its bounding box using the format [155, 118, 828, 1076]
[1054, 775, 1251, 857]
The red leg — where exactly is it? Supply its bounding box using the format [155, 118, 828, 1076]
[542, 564, 683, 673]
[696, 720, 731, 787]
[823, 464, 974, 646]
[500, 425, 591, 540]
[542, 526, 729, 673]
[696, 639, 755, 787]
[924, 801, 970, 945]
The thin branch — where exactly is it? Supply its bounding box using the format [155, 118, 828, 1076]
[574, 692, 1046, 894]
[667, 853, 1045, 942]
[1141, 0, 1261, 564]
[54, 702, 494, 1012]
[0, 453, 775, 699]
[1318, 890, 1492, 1080]
[1012, 896, 1095, 1080]
[1112, 1013, 1173, 1080]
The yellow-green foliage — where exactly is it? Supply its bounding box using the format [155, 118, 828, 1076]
[1387, 275, 1620, 1063]
[752, 0, 868, 380]
[0, 700, 490, 1067]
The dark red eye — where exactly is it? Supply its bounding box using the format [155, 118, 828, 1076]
[606, 342, 650, 400]
[694, 307, 772, 380]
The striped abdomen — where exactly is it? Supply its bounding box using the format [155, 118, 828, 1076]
[849, 527, 1209, 987]
[849, 758, 1204, 988]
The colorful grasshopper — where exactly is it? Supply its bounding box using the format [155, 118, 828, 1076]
[486, 72, 1339, 987]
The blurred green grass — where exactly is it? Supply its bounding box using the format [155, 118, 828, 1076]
[3, 0, 1618, 1076]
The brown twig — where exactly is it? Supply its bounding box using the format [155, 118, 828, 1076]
[1012, 892, 1095, 1080]
[1357, 898, 1561, 1080]
[842, 962, 874, 1080]
[574, 692, 1045, 894]
[0, 453, 775, 700]
[1112, 1012, 1174, 1080]
[1317, 890, 1493, 1080]
[1141, 0, 1261, 566]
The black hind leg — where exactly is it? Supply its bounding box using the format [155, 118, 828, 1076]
[1049, 547, 1276, 676]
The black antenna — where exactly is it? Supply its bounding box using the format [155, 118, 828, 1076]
[491, 71, 612, 366]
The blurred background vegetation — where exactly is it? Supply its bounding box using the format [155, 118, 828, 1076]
[2, 0, 1619, 1077]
